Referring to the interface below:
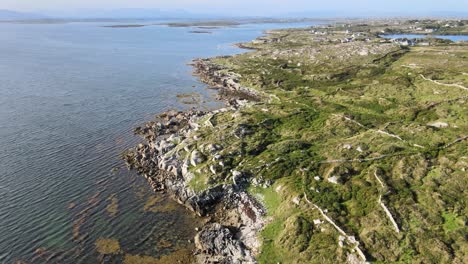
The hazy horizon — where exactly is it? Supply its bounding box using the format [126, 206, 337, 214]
[1, 0, 468, 18]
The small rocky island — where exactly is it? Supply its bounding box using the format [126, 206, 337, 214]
[124, 19, 467, 263]
[102, 24, 146, 28]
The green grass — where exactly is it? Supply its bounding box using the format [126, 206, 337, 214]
[442, 212, 464, 233]
[249, 186, 282, 215]
[183, 20, 468, 263]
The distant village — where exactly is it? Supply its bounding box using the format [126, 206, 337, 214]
[251, 19, 467, 47]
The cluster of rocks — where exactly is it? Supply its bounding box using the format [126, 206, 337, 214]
[123, 59, 266, 263]
[192, 58, 262, 106]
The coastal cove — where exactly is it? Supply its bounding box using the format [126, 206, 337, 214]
[0, 20, 321, 263]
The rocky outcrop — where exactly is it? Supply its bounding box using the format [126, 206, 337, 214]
[192, 58, 262, 105]
[195, 223, 253, 264]
[123, 59, 266, 263]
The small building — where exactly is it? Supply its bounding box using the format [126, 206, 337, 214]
[392, 38, 414, 46]
[341, 37, 353, 43]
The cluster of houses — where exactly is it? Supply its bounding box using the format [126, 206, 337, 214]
[379, 19, 467, 36]
[251, 36, 282, 45]
[310, 29, 328, 35]
[310, 28, 373, 43]
[407, 26, 438, 33]
[390, 38, 430, 47]
[340, 32, 372, 43]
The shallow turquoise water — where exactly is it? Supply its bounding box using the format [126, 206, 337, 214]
[0, 20, 320, 263]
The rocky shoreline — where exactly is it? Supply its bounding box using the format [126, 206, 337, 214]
[123, 58, 265, 263]
[122, 19, 468, 263]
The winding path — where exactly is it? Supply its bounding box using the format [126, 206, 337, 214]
[378, 195, 400, 234]
[420, 74, 468, 91]
[304, 193, 368, 263]
[374, 170, 400, 233]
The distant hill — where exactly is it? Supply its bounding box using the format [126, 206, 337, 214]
[276, 10, 468, 19]
[0, 9, 45, 20]
[43, 8, 212, 19]
[427, 11, 468, 18]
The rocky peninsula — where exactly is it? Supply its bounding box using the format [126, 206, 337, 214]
[123, 60, 266, 263]
[124, 19, 467, 263]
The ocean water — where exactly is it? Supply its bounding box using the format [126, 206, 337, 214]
[0, 20, 319, 263]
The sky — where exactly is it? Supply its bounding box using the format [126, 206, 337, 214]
[2, 0, 468, 17]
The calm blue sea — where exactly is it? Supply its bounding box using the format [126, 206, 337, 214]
[0, 20, 319, 263]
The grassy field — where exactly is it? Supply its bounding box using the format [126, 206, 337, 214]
[181, 21, 468, 263]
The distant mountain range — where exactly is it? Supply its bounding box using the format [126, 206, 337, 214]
[0, 9, 46, 20]
[0, 8, 227, 21]
[277, 10, 468, 19]
[0, 8, 466, 21]
[42, 8, 202, 19]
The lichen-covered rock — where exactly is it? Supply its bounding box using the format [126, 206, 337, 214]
[195, 223, 255, 264]
[191, 150, 206, 166]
